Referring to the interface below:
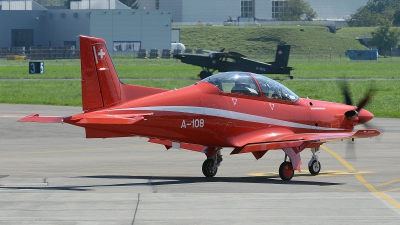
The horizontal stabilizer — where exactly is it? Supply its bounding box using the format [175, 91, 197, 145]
[18, 114, 67, 123]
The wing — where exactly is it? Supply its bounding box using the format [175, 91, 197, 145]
[229, 128, 380, 156]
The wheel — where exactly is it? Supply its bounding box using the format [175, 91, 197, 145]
[279, 162, 294, 181]
[199, 71, 209, 79]
[202, 159, 218, 177]
[289, 75, 294, 80]
[308, 159, 321, 175]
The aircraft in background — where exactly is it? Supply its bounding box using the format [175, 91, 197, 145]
[19, 35, 380, 181]
[173, 45, 294, 79]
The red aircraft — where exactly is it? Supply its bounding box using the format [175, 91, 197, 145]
[19, 35, 380, 180]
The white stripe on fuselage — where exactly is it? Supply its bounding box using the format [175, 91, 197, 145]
[112, 106, 344, 131]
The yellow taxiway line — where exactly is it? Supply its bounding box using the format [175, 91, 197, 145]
[322, 145, 400, 211]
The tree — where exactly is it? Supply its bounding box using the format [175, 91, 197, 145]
[279, 0, 317, 21]
[346, 0, 400, 27]
[371, 19, 400, 55]
[346, 7, 381, 27]
[394, 9, 400, 26]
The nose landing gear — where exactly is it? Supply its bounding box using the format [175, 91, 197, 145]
[202, 150, 222, 177]
[308, 147, 321, 175]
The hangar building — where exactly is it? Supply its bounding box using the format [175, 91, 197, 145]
[0, 0, 171, 55]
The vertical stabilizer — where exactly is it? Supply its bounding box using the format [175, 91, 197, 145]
[80, 35, 122, 112]
[273, 45, 291, 68]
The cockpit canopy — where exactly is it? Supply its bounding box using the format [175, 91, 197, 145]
[201, 72, 298, 102]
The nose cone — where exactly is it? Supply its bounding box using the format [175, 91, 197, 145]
[358, 109, 374, 124]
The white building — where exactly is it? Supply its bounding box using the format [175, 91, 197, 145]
[136, 0, 369, 22]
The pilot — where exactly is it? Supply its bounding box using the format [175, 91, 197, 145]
[269, 84, 281, 100]
[231, 81, 248, 95]
[260, 83, 270, 98]
[231, 77, 258, 96]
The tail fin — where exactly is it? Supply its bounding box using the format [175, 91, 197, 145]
[273, 44, 291, 68]
[79, 35, 169, 112]
[80, 35, 122, 112]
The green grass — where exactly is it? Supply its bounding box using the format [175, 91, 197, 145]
[290, 58, 400, 79]
[177, 26, 371, 59]
[283, 80, 400, 118]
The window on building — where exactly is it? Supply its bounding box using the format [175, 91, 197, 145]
[272, 0, 286, 20]
[64, 41, 76, 48]
[113, 41, 141, 52]
[241, 0, 254, 18]
[155, 0, 159, 10]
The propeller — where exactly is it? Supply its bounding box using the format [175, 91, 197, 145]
[339, 80, 376, 159]
[340, 80, 373, 120]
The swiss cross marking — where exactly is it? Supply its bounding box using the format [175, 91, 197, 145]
[278, 50, 283, 55]
[98, 48, 106, 60]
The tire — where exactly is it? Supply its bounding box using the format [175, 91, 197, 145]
[199, 71, 209, 80]
[202, 159, 218, 177]
[279, 162, 294, 181]
[308, 160, 321, 175]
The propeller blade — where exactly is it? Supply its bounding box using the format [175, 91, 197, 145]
[355, 90, 372, 112]
[339, 80, 353, 106]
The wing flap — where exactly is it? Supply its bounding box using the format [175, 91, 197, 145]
[231, 140, 305, 154]
[149, 138, 206, 152]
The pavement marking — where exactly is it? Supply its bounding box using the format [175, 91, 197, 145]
[382, 188, 400, 193]
[248, 170, 373, 178]
[321, 185, 361, 192]
[378, 178, 400, 187]
[322, 145, 400, 211]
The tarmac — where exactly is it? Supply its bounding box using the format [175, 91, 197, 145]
[0, 104, 400, 224]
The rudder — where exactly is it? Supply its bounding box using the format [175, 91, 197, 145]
[273, 44, 291, 68]
[80, 35, 122, 112]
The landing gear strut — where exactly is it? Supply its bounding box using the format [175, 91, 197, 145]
[202, 150, 222, 177]
[279, 154, 294, 181]
[308, 147, 321, 175]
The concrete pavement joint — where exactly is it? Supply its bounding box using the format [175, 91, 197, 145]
[131, 193, 140, 225]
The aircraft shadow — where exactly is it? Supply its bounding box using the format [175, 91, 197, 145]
[0, 174, 344, 192]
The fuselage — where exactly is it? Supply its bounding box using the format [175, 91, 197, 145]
[66, 77, 373, 147]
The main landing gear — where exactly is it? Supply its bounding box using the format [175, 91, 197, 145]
[278, 147, 321, 181]
[279, 155, 294, 181]
[202, 150, 223, 177]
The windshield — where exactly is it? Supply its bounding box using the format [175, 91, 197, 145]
[202, 72, 298, 102]
[251, 73, 298, 102]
